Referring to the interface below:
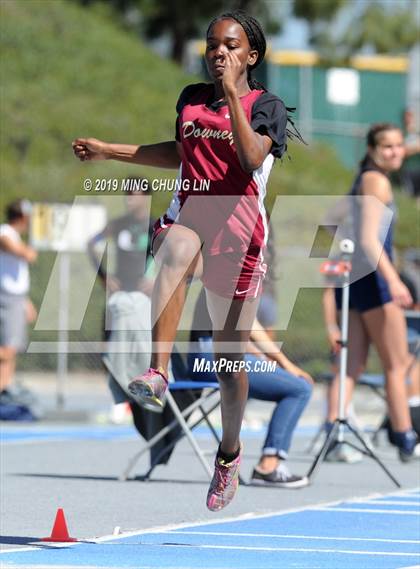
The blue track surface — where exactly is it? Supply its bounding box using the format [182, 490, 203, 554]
[0, 425, 138, 443]
[1, 489, 419, 568]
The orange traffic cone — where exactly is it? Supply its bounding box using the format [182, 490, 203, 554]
[42, 508, 77, 542]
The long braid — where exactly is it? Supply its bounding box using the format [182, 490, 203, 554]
[207, 10, 306, 146]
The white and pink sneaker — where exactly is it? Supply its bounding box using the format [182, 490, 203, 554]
[206, 446, 242, 512]
[128, 367, 168, 412]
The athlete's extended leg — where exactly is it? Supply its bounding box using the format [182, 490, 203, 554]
[205, 290, 258, 510]
[150, 225, 203, 372]
[363, 304, 411, 431]
[129, 225, 202, 409]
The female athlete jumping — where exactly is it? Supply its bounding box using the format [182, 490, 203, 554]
[73, 11, 294, 510]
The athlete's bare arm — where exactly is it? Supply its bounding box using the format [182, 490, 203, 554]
[222, 51, 273, 173]
[250, 319, 313, 383]
[72, 138, 182, 169]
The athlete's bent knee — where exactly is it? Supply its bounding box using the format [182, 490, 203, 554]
[162, 236, 201, 269]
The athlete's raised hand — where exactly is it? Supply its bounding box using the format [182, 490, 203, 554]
[222, 51, 243, 95]
[327, 324, 342, 354]
[72, 137, 109, 161]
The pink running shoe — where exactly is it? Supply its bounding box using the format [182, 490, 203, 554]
[128, 367, 168, 412]
[206, 446, 242, 512]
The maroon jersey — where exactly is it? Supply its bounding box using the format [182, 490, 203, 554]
[156, 84, 286, 256]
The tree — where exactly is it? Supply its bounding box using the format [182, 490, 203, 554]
[340, 1, 419, 55]
[293, 0, 347, 24]
[292, 0, 419, 65]
[136, 0, 226, 63]
[133, 0, 282, 63]
[292, 0, 347, 45]
[74, 0, 281, 63]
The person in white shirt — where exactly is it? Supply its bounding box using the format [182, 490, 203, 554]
[0, 199, 37, 401]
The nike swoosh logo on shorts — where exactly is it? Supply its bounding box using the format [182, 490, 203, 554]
[235, 287, 252, 295]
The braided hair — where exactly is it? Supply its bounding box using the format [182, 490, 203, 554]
[207, 11, 305, 147]
[206, 10, 266, 91]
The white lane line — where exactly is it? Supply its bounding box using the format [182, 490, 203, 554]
[0, 544, 79, 555]
[170, 531, 420, 544]
[316, 507, 420, 515]
[0, 537, 102, 555]
[361, 500, 420, 507]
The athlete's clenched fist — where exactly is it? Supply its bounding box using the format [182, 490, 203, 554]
[72, 138, 109, 161]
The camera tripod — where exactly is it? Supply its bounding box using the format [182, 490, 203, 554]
[306, 240, 400, 488]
